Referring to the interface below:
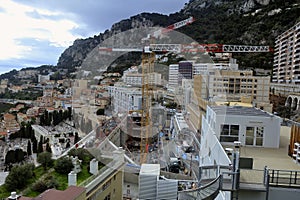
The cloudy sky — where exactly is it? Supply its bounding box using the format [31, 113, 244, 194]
[0, 0, 188, 74]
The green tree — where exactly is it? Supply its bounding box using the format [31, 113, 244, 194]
[32, 138, 38, 153]
[46, 142, 52, 153]
[37, 152, 53, 170]
[74, 132, 80, 144]
[38, 140, 43, 153]
[54, 156, 74, 174]
[15, 149, 25, 163]
[68, 107, 72, 120]
[66, 141, 71, 149]
[5, 163, 34, 190]
[5, 150, 16, 164]
[40, 113, 45, 125]
[27, 140, 32, 156]
[53, 110, 59, 126]
[96, 108, 105, 115]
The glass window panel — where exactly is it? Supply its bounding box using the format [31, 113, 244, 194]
[246, 127, 255, 137]
[256, 138, 263, 146]
[220, 136, 238, 143]
[221, 124, 229, 135]
[230, 125, 239, 136]
[246, 137, 254, 145]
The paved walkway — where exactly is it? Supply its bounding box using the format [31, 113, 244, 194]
[240, 126, 300, 171]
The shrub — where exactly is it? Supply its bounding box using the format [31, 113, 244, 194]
[54, 156, 74, 174]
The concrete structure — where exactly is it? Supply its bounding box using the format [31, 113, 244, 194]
[123, 72, 143, 86]
[38, 74, 51, 83]
[123, 66, 162, 87]
[72, 79, 88, 99]
[181, 79, 193, 111]
[205, 106, 282, 147]
[193, 60, 238, 75]
[139, 164, 178, 200]
[272, 21, 300, 84]
[285, 94, 300, 111]
[270, 82, 300, 96]
[168, 64, 179, 91]
[108, 85, 142, 114]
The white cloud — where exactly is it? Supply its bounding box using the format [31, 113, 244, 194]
[0, 0, 188, 71]
[0, 0, 80, 60]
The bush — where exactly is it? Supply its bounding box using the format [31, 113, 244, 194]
[32, 175, 58, 193]
[96, 108, 105, 115]
[37, 152, 53, 170]
[5, 163, 35, 190]
[54, 156, 74, 174]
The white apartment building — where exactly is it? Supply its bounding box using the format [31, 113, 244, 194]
[108, 85, 142, 114]
[168, 64, 179, 91]
[123, 72, 162, 87]
[168, 59, 238, 91]
[38, 74, 51, 83]
[272, 21, 300, 84]
[193, 61, 238, 75]
[124, 73, 143, 86]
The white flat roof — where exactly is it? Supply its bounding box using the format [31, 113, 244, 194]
[210, 106, 273, 118]
[140, 164, 160, 176]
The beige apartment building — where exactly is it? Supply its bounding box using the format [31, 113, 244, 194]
[186, 69, 271, 131]
[272, 21, 300, 84]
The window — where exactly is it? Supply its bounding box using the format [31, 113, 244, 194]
[104, 193, 111, 200]
[246, 126, 264, 146]
[246, 127, 254, 145]
[256, 127, 264, 146]
[220, 124, 239, 142]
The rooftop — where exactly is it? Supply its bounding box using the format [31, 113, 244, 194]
[210, 106, 273, 118]
[140, 164, 160, 176]
[19, 186, 85, 200]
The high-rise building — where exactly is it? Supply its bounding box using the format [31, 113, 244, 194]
[168, 64, 179, 91]
[178, 61, 193, 84]
[272, 22, 300, 83]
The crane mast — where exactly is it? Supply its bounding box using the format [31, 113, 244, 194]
[140, 52, 155, 164]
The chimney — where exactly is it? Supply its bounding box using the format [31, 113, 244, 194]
[89, 158, 98, 175]
[68, 171, 77, 186]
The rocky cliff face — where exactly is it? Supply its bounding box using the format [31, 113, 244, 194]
[57, 13, 167, 70]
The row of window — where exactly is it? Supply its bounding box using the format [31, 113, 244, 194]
[220, 124, 264, 146]
[213, 78, 258, 82]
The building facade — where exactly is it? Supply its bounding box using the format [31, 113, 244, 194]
[108, 85, 142, 114]
[205, 105, 282, 148]
[272, 21, 300, 83]
[168, 64, 179, 91]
